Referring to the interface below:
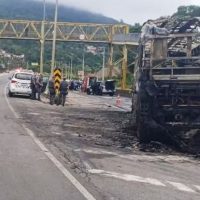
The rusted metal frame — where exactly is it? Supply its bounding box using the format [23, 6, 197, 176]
[149, 40, 153, 80]
[151, 56, 200, 61]
[153, 66, 200, 70]
[187, 36, 192, 57]
[168, 38, 185, 49]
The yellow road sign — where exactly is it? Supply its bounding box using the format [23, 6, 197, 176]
[53, 68, 62, 93]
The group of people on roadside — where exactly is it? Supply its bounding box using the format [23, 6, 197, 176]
[30, 72, 69, 106]
[30, 73, 43, 101]
[48, 76, 69, 106]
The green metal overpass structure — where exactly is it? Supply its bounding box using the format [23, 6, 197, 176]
[0, 19, 139, 89]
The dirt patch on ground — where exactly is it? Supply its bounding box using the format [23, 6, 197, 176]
[15, 98, 200, 158]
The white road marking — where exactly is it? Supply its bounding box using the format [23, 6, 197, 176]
[89, 169, 166, 186]
[75, 148, 194, 163]
[167, 181, 196, 193]
[28, 112, 40, 115]
[4, 86, 19, 119]
[194, 185, 200, 191]
[89, 169, 199, 194]
[4, 86, 97, 200]
[54, 132, 63, 136]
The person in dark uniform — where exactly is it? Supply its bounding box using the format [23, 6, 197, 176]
[30, 73, 36, 100]
[35, 73, 43, 101]
[59, 77, 68, 106]
[48, 76, 55, 105]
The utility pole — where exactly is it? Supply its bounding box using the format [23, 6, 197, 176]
[82, 46, 85, 80]
[68, 62, 70, 79]
[70, 57, 73, 80]
[121, 44, 128, 89]
[102, 47, 105, 82]
[40, 0, 46, 74]
[51, 0, 58, 75]
[26, 61, 29, 69]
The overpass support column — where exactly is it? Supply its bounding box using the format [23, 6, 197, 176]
[121, 44, 128, 90]
[40, 20, 45, 74]
[108, 44, 114, 78]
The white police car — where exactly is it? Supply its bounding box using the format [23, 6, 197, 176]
[8, 70, 33, 97]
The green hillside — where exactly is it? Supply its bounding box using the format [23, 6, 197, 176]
[0, 0, 120, 74]
[0, 0, 118, 23]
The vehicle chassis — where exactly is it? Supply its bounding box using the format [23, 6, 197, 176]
[133, 32, 200, 147]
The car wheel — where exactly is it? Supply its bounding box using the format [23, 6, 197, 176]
[8, 91, 13, 97]
[109, 92, 114, 96]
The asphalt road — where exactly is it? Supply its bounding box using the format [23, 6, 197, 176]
[1, 73, 200, 200]
[0, 73, 97, 200]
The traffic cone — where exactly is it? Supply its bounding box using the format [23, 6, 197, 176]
[116, 94, 121, 107]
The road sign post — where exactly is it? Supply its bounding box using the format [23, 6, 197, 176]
[53, 67, 62, 94]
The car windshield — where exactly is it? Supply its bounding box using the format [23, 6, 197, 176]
[15, 73, 32, 80]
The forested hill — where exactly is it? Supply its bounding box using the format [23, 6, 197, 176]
[0, 0, 119, 24]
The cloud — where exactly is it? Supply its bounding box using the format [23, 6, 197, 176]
[43, 0, 200, 24]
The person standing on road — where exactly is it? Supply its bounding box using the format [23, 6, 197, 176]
[48, 75, 56, 105]
[59, 77, 68, 106]
[35, 73, 43, 101]
[30, 73, 36, 100]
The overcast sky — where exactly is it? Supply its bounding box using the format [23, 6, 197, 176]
[44, 0, 199, 24]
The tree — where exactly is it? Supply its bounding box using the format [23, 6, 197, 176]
[176, 5, 200, 18]
[129, 23, 142, 33]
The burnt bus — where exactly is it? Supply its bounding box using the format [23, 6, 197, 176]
[132, 18, 200, 151]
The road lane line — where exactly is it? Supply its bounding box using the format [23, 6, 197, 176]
[167, 181, 196, 193]
[76, 148, 194, 163]
[194, 185, 200, 191]
[89, 169, 166, 186]
[89, 169, 200, 194]
[4, 87, 97, 200]
[4, 86, 19, 119]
